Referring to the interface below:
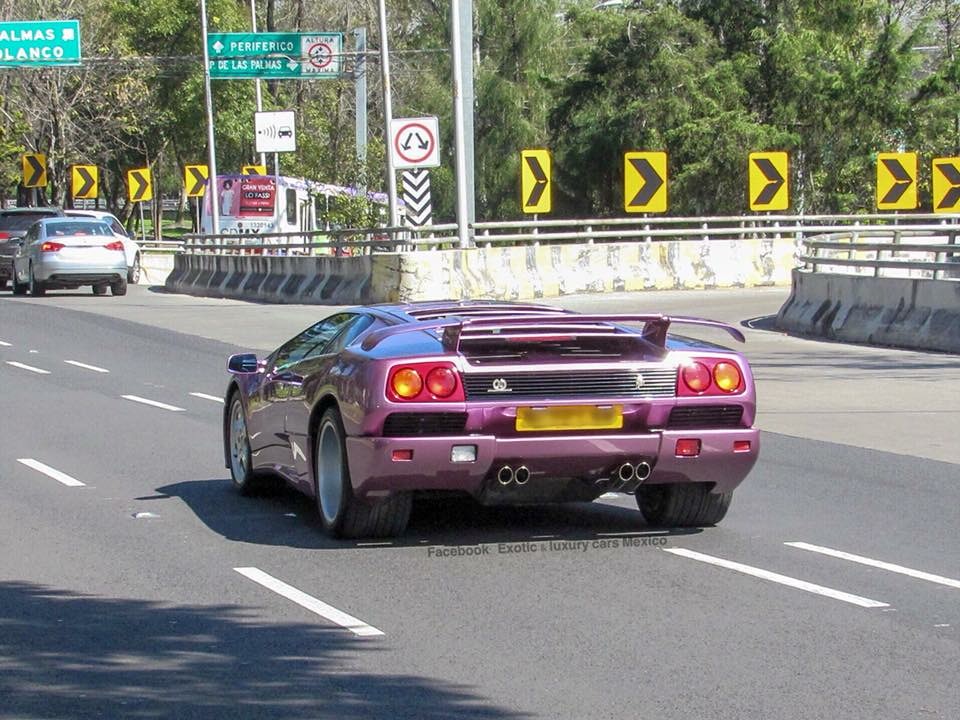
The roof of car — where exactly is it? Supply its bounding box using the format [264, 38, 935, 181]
[42, 216, 109, 224]
[63, 209, 117, 219]
[0, 207, 63, 215]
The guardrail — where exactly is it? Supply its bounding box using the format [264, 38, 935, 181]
[176, 213, 960, 255]
[797, 227, 960, 280]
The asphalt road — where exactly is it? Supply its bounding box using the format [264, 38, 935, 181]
[1, 286, 958, 719]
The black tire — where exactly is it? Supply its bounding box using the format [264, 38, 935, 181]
[111, 277, 127, 296]
[127, 254, 141, 284]
[92, 284, 107, 295]
[11, 273, 26, 295]
[315, 407, 411, 539]
[0, 279, 7, 291]
[28, 265, 45, 297]
[227, 395, 262, 495]
[636, 484, 732, 527]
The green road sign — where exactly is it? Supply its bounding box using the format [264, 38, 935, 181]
[0, 20, 81, 67]
[207, 32, 343, 79]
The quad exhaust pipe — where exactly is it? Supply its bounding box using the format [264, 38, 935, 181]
[496, 465, 531, 486]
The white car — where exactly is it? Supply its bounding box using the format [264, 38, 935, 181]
[64, 210, 142, 283]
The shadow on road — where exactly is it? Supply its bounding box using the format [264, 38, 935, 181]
[156, 478, 699, 551]
[0, 580, 528, 720]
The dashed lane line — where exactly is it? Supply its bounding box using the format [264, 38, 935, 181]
[234, 567, 385, 637]
[0, 340, 11, 347]
[5, 361, 50, 375]
[785, 541, 960, 590]
[16, 459, 85, 487]
[121, 395, 186, 412]
[663, 547, 890, 609]
[190, 392, 224, 403]
[64, 360, 110, 374]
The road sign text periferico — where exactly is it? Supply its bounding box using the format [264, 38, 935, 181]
[207, 32, 343, 79]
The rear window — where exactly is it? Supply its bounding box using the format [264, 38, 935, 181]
[0, 211, 58, 231]
[45, 221, 112, 237]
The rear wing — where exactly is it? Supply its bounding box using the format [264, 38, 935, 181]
[360, 313, 745, 352]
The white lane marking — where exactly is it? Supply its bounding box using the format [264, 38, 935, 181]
[16, 458, 85, 487]
[0, 340, 11, 347]
[234, 567, 384, 637]
[121, 395, 185, 412]
[64, 360, 110, 374]
[785, 541, 960, 590]
[5, 361, 50, 375]
[663, 548, 890, 609]
[190, 392, 224, 403]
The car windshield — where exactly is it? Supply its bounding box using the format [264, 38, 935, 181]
[45, 221, 112, 237]
[0, 211, 58, 231]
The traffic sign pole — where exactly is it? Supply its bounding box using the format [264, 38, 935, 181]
[451, 0, 470, 248]
[199, 0, 220, 235]
[250, 0, 266, 170]
[377, 0, 399, 229]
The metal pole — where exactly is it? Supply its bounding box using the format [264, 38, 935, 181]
[353, 27, 367, 167]
[377, 0, 399, 228]
[458, 0, 475, 229]
[250, 0, 266, 169]
[199, 0, 220, 235]
[451, 0, 470, 248]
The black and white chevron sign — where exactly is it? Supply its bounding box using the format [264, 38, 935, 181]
[401, 169, 433, 227]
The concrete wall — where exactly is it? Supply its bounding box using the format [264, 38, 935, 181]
[777, 269, 960, 353]
[140, 250, 176, 285]
[165, 237, 798, 304]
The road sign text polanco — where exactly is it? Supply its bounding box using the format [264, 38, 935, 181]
[0, 20, 81, 67]
[207, 32, 343, 79]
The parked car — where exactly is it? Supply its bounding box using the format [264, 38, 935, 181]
[0, 207, 64, 290]
[222, 301, 760, 538]
[11, 217, 128, 296]
[64, 210, 142, 283]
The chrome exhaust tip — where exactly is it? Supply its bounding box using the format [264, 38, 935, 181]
[617, 462, 635, 483]
[634, 461, 652, 482]
[497, 465, 514, 485]
[514, 466, 530, 485]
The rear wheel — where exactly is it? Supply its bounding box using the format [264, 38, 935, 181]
[0, 279, 7, 291]
[110, 277, 127, 296]
[636, 484, 732, 527]
[92, 284, 107, 295]
[11, 272, 26, 296]
[127, 254, 141, 284]
[28, 265, 45, 297]
[315, 407, 411, 539]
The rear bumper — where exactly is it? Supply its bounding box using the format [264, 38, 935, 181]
[36, 258, 126, 284]
[345, 428, 759, 500]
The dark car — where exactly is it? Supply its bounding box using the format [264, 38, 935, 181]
[0, 207, 65, 289]
[223, 301, 760, 539]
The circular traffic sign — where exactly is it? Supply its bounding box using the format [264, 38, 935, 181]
[394, 122, 436, 165]
[308, 42, 333, 70]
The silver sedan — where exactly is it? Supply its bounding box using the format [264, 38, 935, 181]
[11, 218, 128, 297]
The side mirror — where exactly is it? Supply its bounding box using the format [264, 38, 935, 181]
[227, 353, 259, 374]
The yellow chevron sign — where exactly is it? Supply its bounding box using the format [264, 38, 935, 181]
[623, 151, 667, 213]
[241, 164, 267, 176]
[876, 152, 918, 210]
[71, 165, 98, 200]
[127, 168, 153, 203]
[22, 153, 47, 188]
[520, 149, 551, 214]
[748, 152, 789, 211]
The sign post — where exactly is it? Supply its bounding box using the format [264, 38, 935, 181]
[0, 20, 81, 67]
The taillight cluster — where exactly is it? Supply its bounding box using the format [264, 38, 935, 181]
[104, 241, 124, 251]
[678, 358, 744, 396]
[387, 362, 464, 402]
[40, 241, 64, 253]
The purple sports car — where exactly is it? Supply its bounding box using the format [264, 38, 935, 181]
[223, 301, 759, 538]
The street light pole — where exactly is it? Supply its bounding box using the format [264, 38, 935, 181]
[451, 0, 470, 248]
[377, 0, 399, 228]
[199, 0, 220, 234]
[250, 0, 266, 170]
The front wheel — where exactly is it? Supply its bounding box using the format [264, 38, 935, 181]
[228, 395, 261, 495]
[315, 407, 410, 539]
[636, 484, 732, 527]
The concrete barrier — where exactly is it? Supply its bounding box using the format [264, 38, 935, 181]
[140, 250, 176, 285]
[166, 236, 798, 304]
[777, 269, 960, 353]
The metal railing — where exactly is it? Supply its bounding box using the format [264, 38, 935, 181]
[799, 228, 960, 280]
[173, 213, 960, 257]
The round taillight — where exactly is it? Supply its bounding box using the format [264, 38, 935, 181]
[681, 362, 711, 393]
[713, 362, 742, 392]
[426, 366, 457, 398]
[391, 368, 422, 399]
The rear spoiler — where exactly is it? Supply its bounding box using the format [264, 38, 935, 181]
[360, 313, 745, 352]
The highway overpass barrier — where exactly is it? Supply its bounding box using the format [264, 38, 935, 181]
[777, 228, 960, 353]
[163, 215, 959, 305]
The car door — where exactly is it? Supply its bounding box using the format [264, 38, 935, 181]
[252, 313, 357, 477]
[13, 224, 39, 280]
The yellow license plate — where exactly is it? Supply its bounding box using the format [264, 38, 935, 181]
[516, 405, 623, 432]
